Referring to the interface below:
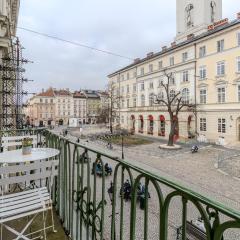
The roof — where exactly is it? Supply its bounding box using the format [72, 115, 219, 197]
[82, 90, 100, 99]
[54, 89, 72, 97]
[37, 88, 55, 97]
[73, 91, 86, 98]
[108, 18, 240, 77]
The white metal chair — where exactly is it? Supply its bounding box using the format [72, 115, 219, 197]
[1, 135, 38, 152]
[1, 135, 38, 192]
[0, 158, 58, 240]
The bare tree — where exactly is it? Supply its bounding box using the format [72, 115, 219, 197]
[101, 81, 121, 133]
[155, 71, 195, 146]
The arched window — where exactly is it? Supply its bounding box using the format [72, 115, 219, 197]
[159, 115, 165, 136]
[148, 115, 154, 134]
[169, 90, 175, 101]
[139, 115, 144, 133]
[141, 94, 145, 106]
[149, 93, 155, 106]
[182, 88, 190, 104]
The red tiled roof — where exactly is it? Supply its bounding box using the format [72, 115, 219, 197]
[73, 91, 86, 98]
[37, 88, 54, 97]
[54, 89, 72, 96]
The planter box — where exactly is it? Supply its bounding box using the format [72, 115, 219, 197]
[22, 146, 32, 155]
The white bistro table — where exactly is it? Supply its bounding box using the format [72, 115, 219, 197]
[0, 148, 60, 191]
[0, 148, 60, 164]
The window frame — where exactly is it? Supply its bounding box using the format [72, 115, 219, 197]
[182, 70, 189, 82]
[217, 39, 224, 52]
[217, 61, 225, 76]
[217, 87, 226, 103]
[200, 118, 207, 132]
[199, 66, 207, 80]
[199, 46, 206, 58]
[200, 89, 207, 104]
[218, 118, 226, 133]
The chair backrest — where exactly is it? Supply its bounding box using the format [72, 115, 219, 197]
[0, 159, 59, 190]
[1, 135, 38, 152]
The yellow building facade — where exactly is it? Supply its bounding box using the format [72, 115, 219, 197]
[108, 1, 240, 145]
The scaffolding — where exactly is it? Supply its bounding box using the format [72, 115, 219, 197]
[0, 38, 30, 130]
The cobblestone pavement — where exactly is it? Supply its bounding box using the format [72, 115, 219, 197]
[56, 127, 240, 239]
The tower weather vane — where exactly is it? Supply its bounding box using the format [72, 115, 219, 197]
[210, 1, 216, 23]
[185, 4, 194, 28]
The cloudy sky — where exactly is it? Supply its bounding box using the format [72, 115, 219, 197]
[17, 0, 238, 95]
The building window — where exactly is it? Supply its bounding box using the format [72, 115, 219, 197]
[127, 85, 129, 93]
[200, 89, 207, 104]
[127, 99, 130, 108]
[133, 84, 137, 92]
[169, 90, 175, 100]
[140, 67, 144, 76]
[199, 46, 206, 58]
[121, 116, 124, 124]
[133, 98, 137, 107]
[182, 70, 189, 82]
[182, 88, 190, 104]
[158, 78, 164, 87]
[133, 71, 137, 78]
[218, 118, 226, 133]
[217, 39, 224, 52]
[158, 61, 163, 69]
[121, 75, 124, 81]
[149, 93, 154, 106]
[121, 86, 124, 94]
[199, 66, 207, 79]
[237, 57, 240, 73]
[217, 87, 226, 103]
[238, 85, 240, 102]
[170, 57, 174, 66]
[238, 32, 240, 46]
[217, 61, 225, 76]
[140, 83, 145, 91]
[40, 98, 43, 103]
[149, 64, 153, 73]
[121, 99, 125, 108]
[170, 74, 175, 85]
[182, 52, 188, 62]
[158, 91, 164, 101]
[50, 99, 53, 103]
[200, 118, 206, 131]
[141, 94, 145, 106]
[149, 82, 154, 89]
[127, 72, 129, 80]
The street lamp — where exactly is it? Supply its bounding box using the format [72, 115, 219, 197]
[121, 131, 124, 159]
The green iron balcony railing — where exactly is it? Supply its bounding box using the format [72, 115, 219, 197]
[1, 128, 240, 240]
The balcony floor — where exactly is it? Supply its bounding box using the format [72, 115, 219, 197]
[2, 208, 67, 240]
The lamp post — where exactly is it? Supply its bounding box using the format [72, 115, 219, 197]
[108, 181, 116, 240]
[121, 131, 124, 159]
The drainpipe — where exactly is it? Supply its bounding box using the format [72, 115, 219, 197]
[194, 43, 198, 138]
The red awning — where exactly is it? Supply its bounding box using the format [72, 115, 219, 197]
[148, 115, 154, 121]
[160, 115, 165, 121]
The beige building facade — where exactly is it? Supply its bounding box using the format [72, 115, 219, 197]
[108, 0, 240, 145]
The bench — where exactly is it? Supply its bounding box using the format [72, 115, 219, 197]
[177, 221, 207, 240]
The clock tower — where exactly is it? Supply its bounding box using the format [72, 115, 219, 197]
[175, 0, 222, 43]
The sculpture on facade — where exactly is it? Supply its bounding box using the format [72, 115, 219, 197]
[210, 1, 216, 23]
[185, 4, 194, 28]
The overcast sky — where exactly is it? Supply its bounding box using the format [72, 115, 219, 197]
[17, 0, 239, 95]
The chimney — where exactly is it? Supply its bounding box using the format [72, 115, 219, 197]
[187, 34, 194, 40]
[147, 52, 154, 58]
[171, 42, 176, 47]
[134, 58, 140, 63]
[237, 12, 240, 19]
[162, 46, 167, 51]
